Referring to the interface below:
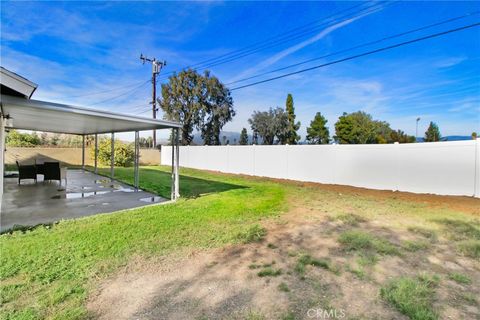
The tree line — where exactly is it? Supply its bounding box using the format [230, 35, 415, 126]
[158, 69, 458, 145]
[6, 69, 475, 147]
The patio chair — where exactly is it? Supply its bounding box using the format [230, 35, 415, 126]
[43, 162, 67, 186]
[16, 160, 37, 184]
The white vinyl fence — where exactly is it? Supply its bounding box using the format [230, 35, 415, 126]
[161, 139, 480, 197]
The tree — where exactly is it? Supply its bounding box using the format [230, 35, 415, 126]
[5, 130, 41, 147]
[424, 122, 441, 142]
[472, 132, 477, 140]
[334, 111, 379, 144]
[390, 130, 415, 143]
[239, 128, 249, 145]
[159, 69, 235, 146]
[333, 111, 414, 144]
[285, 94, 300, 144]
[306, 112, 329, 144]
[248, 107, 289, 145]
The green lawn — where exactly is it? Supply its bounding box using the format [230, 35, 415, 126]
[0, 166, 286, 320]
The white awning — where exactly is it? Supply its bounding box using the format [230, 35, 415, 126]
[0, 94, 181, 135]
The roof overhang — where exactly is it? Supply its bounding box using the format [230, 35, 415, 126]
[0, 67, 38, 99]
[0, 94, 181, 135]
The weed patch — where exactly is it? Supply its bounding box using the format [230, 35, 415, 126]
[448, 272, 471, 285]
[331, 214, 367, 226]
[338, 230, 399, 255]
[278, 282, 290, 292]
[237, 225, 267, 243]
[433, 219, 480, 241]
[257, 267, 282, 277]
[403, 240, 430, 252]
[457, 240, 480, 259]
[380, 275, 439, 320]
[407, 226, 437, 241]
[295, 254, 338, 276]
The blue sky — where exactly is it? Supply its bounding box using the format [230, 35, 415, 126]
[1, 1, 479, 141]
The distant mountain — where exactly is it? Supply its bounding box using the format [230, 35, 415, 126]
[416, 136, 473, 142]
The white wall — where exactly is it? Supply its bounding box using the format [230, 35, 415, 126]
[161, 139, 480, 197]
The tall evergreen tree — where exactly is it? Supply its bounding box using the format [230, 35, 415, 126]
[285, 94, 301, 144]
[239, 128, 249, 145]
[424, 122, 441, 142]
[306, 112, 329, 144]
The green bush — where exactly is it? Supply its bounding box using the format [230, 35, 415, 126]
[5, 130, 41, 147]
[91, 139, 135, 167]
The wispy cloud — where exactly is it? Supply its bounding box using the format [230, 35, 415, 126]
[228, 7, 381, 82]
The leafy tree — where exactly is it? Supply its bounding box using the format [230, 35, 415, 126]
[159, 69, 203, 145]
[334, 111, 414, 144]
[5, 130, 41, 147]
[199, 72, 235, 145]
[159, 69, 234, 145]
[472, 132, 477, 140]
[374, 121, 393, 144]
[248, 107, 289, 145]
[285, 94, 300, 144]
[239, 128, 249, 145]
[334, 111, 379, 144]
[252, 131, 259, 145]
[306, 112, 329, 144]
[90, 138, 134, 167]
[390, 130, 415, 143]
[424, 122, 441, 142]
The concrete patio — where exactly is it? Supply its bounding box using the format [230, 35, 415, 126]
[0, 169, 167, 232]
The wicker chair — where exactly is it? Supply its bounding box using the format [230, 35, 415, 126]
[43, 162, 67, 186]
[16, 161, 37, 184]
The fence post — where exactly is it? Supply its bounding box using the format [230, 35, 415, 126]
[475, 138, 480, 198]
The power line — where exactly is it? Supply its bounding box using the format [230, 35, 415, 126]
[88, 80, 150, 106]
[186, 2, 367, 70]
[156, 1, 390, 80]
[189, 2, 390, 73]
[226, 11, 479, 85]
[62, 79, 150, 99]
[230, 22, 480, 91]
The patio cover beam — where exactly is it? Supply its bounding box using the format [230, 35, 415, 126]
[1, 95, 181, 135]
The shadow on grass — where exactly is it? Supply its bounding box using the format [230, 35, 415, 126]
[0, 222, 58, 235]
[139, 168, 247, 199]
[89, 167, 247, 199]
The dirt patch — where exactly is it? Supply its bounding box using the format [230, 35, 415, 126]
[88, 186, 479, 320]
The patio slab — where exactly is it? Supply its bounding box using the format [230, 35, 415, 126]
[1, 169, 167, 232]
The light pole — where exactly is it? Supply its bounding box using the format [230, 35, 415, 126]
[416, 117, 421, 142]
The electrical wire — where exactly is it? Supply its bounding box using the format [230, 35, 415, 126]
[156, 1, 392, 80]
[226, 11, 479, 85]
[61, 79, 150, 99]
[230, 22, 480, 91]
[87, 80, 150, 106]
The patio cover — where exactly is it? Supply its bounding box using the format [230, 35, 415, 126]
[0, 94, 181, 134]
[0, 74, 181, 203]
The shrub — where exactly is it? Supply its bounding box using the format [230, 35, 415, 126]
[91, 138, 135, 167]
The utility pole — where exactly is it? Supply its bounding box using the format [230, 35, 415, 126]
[140, 54, 166, 148]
